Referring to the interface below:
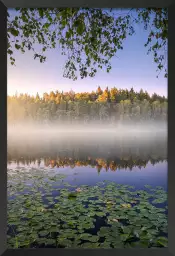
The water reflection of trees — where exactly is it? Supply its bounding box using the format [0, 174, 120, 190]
[8, 156, 166, 172]
[7, 137, 167, 171]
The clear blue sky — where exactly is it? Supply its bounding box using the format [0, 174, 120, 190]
[7, 9, 167, 97]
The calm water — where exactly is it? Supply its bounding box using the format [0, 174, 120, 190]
[7, 130, 168, 249]
[7, 131, 167, 190]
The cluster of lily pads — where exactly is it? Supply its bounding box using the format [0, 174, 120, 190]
[7, 167, 168, 249]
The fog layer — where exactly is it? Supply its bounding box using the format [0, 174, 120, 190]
[8, 121, 167, 140]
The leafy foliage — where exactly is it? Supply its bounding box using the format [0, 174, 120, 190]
[135, 8, 168, 78]
[7, 167, 168, 248]
[7, 8, 168, 79]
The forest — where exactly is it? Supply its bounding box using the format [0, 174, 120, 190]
[8, 86, 167, 125]
[7, 8, 168, 249]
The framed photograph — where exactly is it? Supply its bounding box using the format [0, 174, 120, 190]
[0, 1, 174, 256]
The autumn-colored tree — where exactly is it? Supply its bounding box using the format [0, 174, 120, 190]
[49, 91, 56, 101]
[7, 87, 167, 125]
[110, 87, 118, 102]
[96, 86, 103, 96]
[35, 92, 40, 102]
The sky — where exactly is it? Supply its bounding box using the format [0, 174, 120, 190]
[7, 9, 167, 97]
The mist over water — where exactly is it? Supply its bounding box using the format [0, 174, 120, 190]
[8, 121, 167, 138]
[7, 121, 167, 190]
[7, 122, 168, 249]
[8, 122, 167, 155]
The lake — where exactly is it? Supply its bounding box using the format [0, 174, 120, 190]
[7, 128, 168, 249]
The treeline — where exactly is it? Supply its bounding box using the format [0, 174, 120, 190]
[7, 86, 167, 124]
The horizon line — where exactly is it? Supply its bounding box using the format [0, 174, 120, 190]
[7, 87, 167, 98]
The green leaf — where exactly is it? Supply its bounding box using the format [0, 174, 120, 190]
[76, 21, 85, 35]
[9, 28, 19, 37]
[43, 23, 51, 29]
[144, 185, 152, 189]
[15, 44, 21, 50]
[68, 192, 77, 199]
[39, 231, 49, 237]
[85, 45, 89, 55]
[156, 237, 168, 247]
[38, 9, 44, 18]
[45, 239, 56, 245]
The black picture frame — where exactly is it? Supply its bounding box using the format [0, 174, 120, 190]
[0, 1, 174, 256]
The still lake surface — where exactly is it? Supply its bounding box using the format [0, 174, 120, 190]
[7, 130, 167, 190]
[7, 129, 168, 248]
